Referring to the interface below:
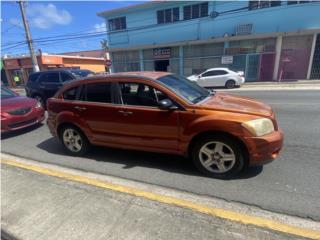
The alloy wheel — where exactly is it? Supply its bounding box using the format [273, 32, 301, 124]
[63, 128, 83, 153]
[199, 141, 236, 173]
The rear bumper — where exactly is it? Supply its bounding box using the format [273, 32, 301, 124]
[1, 108, 45, 133]
[243, 129, 284, 166]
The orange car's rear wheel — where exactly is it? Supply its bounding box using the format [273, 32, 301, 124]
[191, 135, 244, 178]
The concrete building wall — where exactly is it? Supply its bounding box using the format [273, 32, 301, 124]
[99, 1, 320, 81]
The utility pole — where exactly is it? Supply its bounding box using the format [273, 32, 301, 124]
[18, 0, 40, 72]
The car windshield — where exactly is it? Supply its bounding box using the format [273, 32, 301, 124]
[1, 87, 17, 99]
[70, 70, 93, 78]
[158, 74, 211, 104]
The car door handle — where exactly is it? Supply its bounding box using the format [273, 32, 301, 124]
[74, 106, 86, 111]
[118, 110, 133, 115]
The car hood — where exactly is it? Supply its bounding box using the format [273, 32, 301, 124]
[1, 96, 37, 112]
[187, 75, 198, 81]
[197, 92, 273, 117]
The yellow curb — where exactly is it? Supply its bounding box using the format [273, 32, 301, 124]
[2, 157, 320, 240]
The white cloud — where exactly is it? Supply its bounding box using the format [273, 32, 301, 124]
[9, 18, 23, 28]
[93, 22, 106, 33]
[27, 3, 72, 29]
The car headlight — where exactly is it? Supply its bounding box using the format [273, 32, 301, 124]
[242, 118, 274, 137]
[35, 101, 42, 109]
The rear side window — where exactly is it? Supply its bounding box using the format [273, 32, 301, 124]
[63, 87, 79, 100]
[85, 83, 112, 103]
[39, 72, 60, 83]
[28, 73, 41, 83]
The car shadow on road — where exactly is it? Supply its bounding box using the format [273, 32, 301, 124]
[1, 123, 43, 140]
[37, 137, 263, 180]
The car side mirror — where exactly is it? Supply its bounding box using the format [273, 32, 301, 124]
[198, 75, 201, 79]
[158, 99, 178, 111]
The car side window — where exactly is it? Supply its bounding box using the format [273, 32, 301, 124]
[85, 83, 112, 103]
[39, 72, 60, 83]
[28, 73, 40, 83]
[202, 70, 228, 77]
[119, 83, 167, 107]
[63, 87, 79, 100]
[60, 72, 74, 82]
[202, 71, 214, 77]
[214, 70, 228, 75]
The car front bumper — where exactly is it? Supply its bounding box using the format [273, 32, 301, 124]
[1, 108, 45, 133]
[243, 129, 284, 166]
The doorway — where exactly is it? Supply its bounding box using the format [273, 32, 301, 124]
[154, 60, 169, 71]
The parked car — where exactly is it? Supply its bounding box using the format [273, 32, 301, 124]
[1, 86, 45, 133]
[69, 69, 94, 77]
[25, 69, 94, 108]
[187, 68, 245, 89]
[47, 72, 283, 178]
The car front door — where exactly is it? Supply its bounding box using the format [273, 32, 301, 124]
[38, 72, 62, 99]
[114, 81, 180, 153]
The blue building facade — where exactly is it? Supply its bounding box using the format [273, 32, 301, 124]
[98, 1, 320, 81]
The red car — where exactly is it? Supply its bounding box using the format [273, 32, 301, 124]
[1, 86, 45, 133]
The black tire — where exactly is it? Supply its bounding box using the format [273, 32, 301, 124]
[33, 95, 46, 109]
[59, 125, 90, 156]
[191, 135, 245, 179]
[225, 80, 236, 89]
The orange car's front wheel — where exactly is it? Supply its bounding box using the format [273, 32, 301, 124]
[191, 135, 245, 179]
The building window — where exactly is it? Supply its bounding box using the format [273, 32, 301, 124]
[157, 7, 179, 24]
[249, 0, 282, 10]
[288, 1, 310, 4]
[108, 17, 126, 31]
[183, 2, 208, 20]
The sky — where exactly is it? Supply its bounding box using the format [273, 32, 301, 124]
[1, 1, 145, 56]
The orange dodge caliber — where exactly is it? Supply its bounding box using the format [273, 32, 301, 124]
[47, 72, 283, 178]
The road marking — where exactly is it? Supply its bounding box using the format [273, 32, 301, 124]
[2, 157, 320, 240]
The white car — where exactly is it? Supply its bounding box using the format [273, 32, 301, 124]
[187, 68, 245, 89]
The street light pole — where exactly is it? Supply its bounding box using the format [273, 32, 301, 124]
[18, 0, 40, 72]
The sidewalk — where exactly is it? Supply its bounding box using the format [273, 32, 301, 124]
[239, 79, 320, 90]
[2, 154, 320, 240]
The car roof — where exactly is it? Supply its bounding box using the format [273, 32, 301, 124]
[29, 69, 71, 75]
[107, 71, 171, 80]
[205, 68, 230, 72]
[61, 71, 172, 87]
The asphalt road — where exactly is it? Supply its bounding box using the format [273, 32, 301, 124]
[2, 90, 320, 220]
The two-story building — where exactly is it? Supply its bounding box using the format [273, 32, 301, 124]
[98, 1, 320, 82]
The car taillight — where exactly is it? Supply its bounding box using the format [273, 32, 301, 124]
[237, 71, 244, 77]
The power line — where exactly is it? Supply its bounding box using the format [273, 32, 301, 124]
[3, 2, 318, 53]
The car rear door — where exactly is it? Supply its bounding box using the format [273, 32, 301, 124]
[68, 81, 128, 146]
